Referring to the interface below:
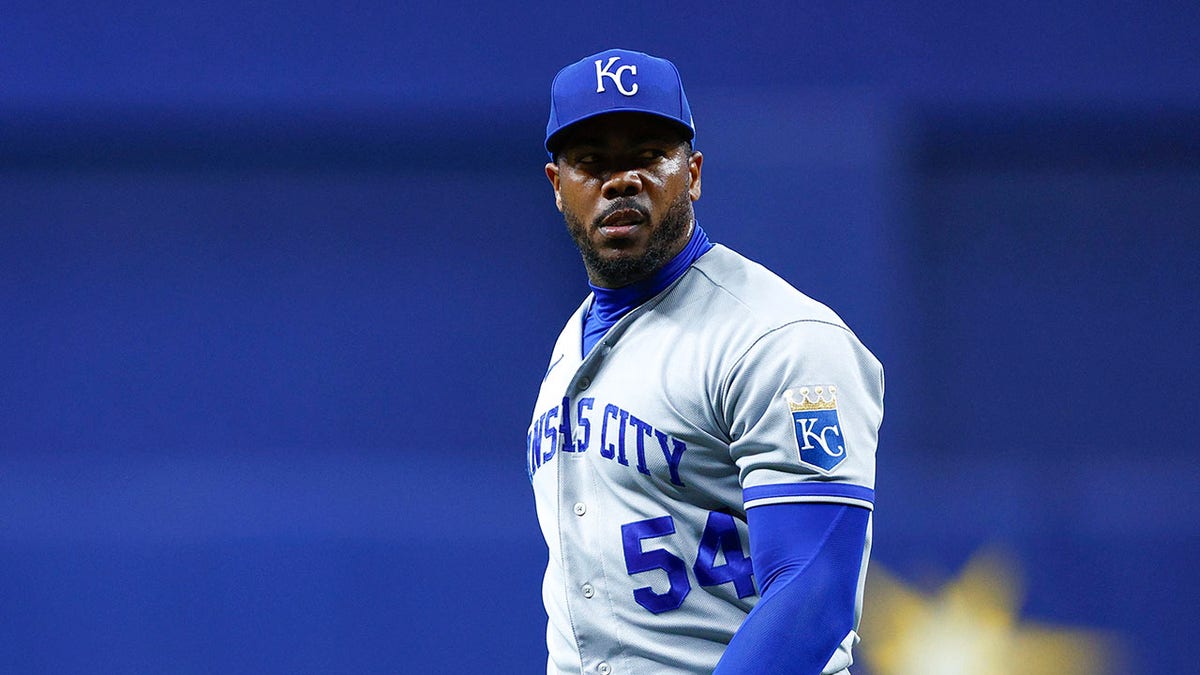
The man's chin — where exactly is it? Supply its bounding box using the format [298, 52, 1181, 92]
[582, 248, 656, 287]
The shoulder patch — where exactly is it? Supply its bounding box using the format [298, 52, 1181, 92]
[785, 386, 847, 472]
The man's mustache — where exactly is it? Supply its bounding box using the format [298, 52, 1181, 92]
[593, 199, 650, 228]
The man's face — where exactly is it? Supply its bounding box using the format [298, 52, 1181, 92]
[546, 112, 703, 288]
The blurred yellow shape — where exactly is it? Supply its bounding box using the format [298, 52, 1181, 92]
[858, 550, 1123, 675]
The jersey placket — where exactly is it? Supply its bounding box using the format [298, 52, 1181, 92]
[549, 289, 677, 674]
[556, 334, 620, 674]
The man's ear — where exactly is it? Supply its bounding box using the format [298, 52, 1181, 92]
[688, 151, 703, 202]
[545, 161, 563, 212]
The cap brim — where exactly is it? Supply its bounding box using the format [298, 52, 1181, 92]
[545, 108, 695, 154]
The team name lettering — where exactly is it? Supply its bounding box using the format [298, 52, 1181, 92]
[528, 397, 688, 486]
[595, 56, 638, 96]
[526, 404, 561, 479]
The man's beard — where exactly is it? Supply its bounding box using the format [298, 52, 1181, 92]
[563, 190, 693, 288]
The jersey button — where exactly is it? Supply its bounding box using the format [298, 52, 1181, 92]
[577, 376, 591, 390]
[573, 502, 587, 516]
[581, 583, 595, 598]
[597, 662, 611, 675]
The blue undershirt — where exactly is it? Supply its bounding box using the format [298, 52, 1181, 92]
[581, 222, 713, 356]
[715, 503, 869, 674]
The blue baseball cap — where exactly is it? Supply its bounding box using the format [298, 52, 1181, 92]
[545, 48, 695, 156]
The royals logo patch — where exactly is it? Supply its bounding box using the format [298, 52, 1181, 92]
[786, 386, 847, 472]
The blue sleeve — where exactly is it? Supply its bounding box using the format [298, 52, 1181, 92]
[713, 502, 869, 675]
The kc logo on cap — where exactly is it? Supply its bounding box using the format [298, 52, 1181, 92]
[545, 48, 696, 155]
[595, 56, 638, 96]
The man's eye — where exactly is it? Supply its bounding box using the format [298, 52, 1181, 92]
[640, 149, 666, 160]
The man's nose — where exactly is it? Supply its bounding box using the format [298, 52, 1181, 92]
[602, 169, 643, 199]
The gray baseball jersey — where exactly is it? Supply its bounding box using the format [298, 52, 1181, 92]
[527, 244, 884, 675]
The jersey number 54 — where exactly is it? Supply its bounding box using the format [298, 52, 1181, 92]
[620, 512, 757, 614]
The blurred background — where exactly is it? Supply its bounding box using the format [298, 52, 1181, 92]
[2, 2, 1197, 673]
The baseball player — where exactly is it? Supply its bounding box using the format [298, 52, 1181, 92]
[528, 49, 884, 674]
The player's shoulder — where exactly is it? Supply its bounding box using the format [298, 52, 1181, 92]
[685, 244, 848, 331]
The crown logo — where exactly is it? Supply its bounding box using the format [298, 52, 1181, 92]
[786, 385, 838, 412]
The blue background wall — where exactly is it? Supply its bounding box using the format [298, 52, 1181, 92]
[2, 3, 1198, 673]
